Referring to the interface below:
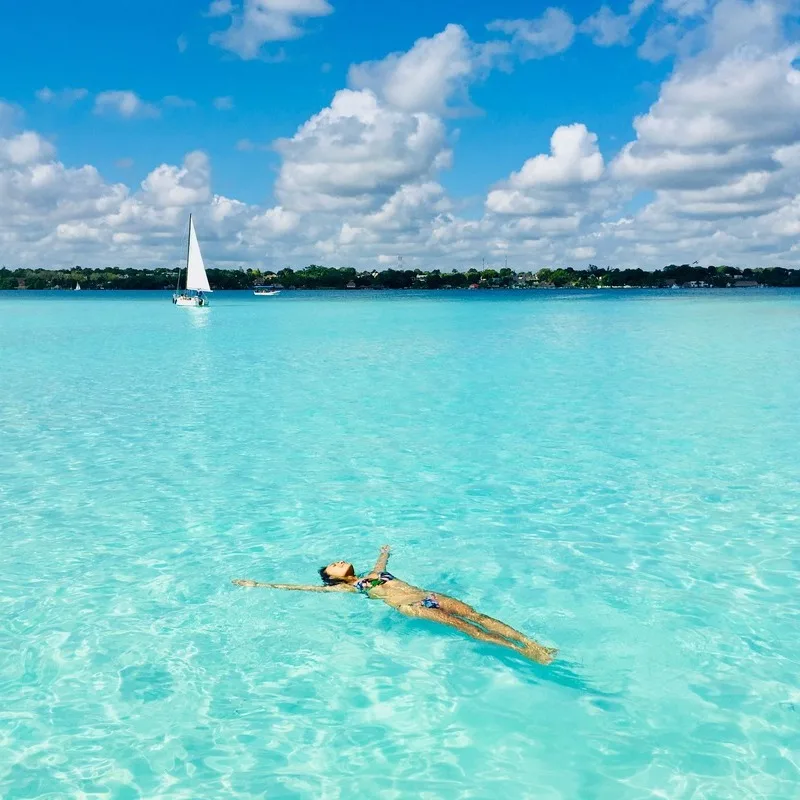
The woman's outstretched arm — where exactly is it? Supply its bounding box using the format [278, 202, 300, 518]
[372, 545, 391, 573]
[232, 579, 356, 593]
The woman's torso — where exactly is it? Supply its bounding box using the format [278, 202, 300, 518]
[356, 573, 427, 606]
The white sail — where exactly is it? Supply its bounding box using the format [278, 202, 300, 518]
[74, 282, 81, 291]
[185, 217, 212, 292]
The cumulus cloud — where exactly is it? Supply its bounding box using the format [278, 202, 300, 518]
[274, 88, 450, 213]
[508, 124, 605, 189]
[0, 131, 56, 165]
[0, 149, 130, 264]
[210, 0, 333, 59]
[4, 4, 800, 270]
[140, 151, 211, 208]
[0, 128, 259, 267]
[349, 24, 475, 115]
[487, 8, 576, 60]
[603, 0, 800, 264]
[245, 205, 301, 238]
[614, 44, 800, 183]
[484, 124, 618, 253]
[94, 91, 160, 119]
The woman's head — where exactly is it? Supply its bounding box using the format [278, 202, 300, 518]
[319, 561, 356, 585]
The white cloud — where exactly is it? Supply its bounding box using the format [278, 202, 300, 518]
[274, 88, 450, 213]
[361, 181, 450, 233]
[637, 22, 686, 61]
[177, 34, 189, 53]
[487, 8, 576, 60]
[581, 0, 657, 47]
[246, 205, 300, 237]
[36, 87, 89, 106]
[600, 0, 800, 266]
[636, 0, 773, 62]
[630, 0, 656, 14]
[208, 194, 248, 223]
[0, 133, 256, 267]
[94, 91, 160, 119]
[479, 123, 620, 264]
[613, 145, 769, 189]
[0, 100, 20, 132]
[213, 96, 235, 110]
[55, 221, 103, 242]
[4, 6, 800, 271]
[209, 0, 333, 59]
[581, 6, 637, 46]
[0, 154, 130, 264]
[508, 124, 605, 189]
[349, 24, 475, 115]
[663, 0, 709, 16]
[140, 151, 211, 208]
[0, 131, 56, 165]
[614, 50, 800, 183]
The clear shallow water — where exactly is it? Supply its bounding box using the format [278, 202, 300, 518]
[1, 289, 799, 799]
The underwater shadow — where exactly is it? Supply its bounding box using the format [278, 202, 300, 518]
[493, 649, 622, 705]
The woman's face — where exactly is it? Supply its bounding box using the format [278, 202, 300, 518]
[325, 561, 355, 580]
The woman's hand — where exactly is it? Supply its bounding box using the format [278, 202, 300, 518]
[374, 544, 392, 573]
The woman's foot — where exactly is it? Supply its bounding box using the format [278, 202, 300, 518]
[522, 644, 557, 665]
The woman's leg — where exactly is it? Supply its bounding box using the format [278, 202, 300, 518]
[397, 604, 553, 664]
[435, 595, 557, 663]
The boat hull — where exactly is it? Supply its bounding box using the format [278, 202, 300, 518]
[173, 293, 210, 307]
[254, 290, 281, 296]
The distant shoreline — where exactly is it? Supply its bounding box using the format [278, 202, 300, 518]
[2, 264, 798, 290]
[1, 285, 786, 292]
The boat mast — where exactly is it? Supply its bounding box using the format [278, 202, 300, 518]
[185, 214, 192, 292]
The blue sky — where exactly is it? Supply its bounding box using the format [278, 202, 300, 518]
[3, 0, 667, 203]
[1, 0, 799, 269]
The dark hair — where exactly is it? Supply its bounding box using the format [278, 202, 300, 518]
[319, 566, 344, 586]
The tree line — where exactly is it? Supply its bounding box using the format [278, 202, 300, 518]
[1, 264, 799, 291]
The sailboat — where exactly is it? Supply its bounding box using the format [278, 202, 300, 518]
[74, 282, 81, 291]
[173, 214, 212, 307]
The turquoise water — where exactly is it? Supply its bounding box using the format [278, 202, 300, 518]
[1, 289, 799, 799]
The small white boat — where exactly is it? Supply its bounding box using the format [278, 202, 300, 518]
[253, 286, 281, 296]
[173, 214, 212, 307]
[74, 282, 81, 291]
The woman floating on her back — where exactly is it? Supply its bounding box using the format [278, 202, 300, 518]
[233, 546, 555, 665]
